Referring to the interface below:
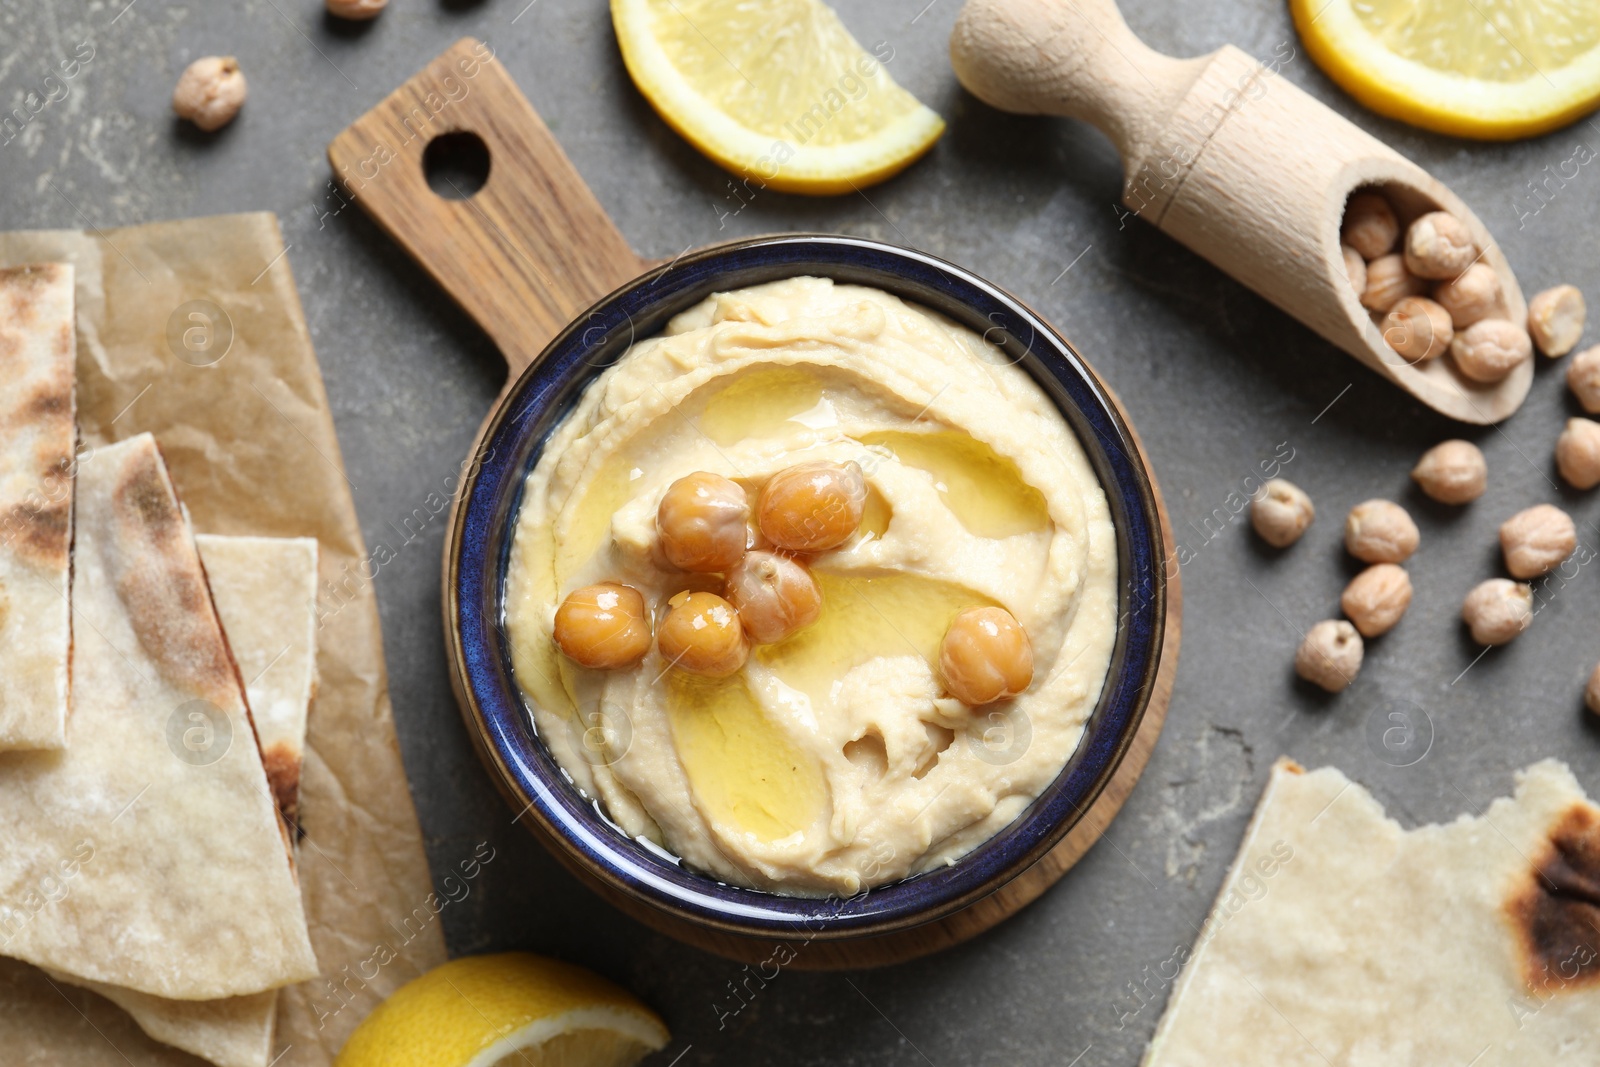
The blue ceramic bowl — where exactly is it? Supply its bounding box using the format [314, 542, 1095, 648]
[445, 234, 1167, 942]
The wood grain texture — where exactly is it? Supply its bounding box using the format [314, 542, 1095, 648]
[951, 0, 1530, 424]
[327, 38, 648, 378]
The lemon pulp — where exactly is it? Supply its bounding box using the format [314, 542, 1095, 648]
[1293, 0, 1600, 138]
[612, 0, 945, 192]
[1354, 0, 1600, 81]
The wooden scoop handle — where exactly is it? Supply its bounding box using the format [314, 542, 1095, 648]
[328, 38, 649, 380]
[950, 0, 1208, 173]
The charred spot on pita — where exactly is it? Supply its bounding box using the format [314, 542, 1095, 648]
[3, 499, 69, 568]
[112, 449, 180, 539]
[1506, 802, 1600, 993]
[107, 444, 235, 701]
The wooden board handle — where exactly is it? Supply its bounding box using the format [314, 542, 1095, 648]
[328, 38, 648, 379]
[950, 0, 1207, 172]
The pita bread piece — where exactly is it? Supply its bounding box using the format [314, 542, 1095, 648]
[196, 534, 319, 823]
[48, 967, 278, 1067]
[0, 432, 316, 1001]
[0, 263, 75, 750]
[1145, 758, 1600, 1066]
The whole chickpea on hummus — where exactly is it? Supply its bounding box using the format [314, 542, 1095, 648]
[504, 277, 1118, 895]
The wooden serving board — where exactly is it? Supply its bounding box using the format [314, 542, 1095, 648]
[330, 37, 1181, 969]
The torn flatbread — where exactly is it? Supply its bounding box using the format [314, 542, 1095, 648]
[1145, 758, 1600, 1066]
[38, 537, 321, 1066]
[0, 263, 75, 750]
[196, 534, 319, 824]
[0, 433, 317, 1001]
[47, 968, 277, 1067]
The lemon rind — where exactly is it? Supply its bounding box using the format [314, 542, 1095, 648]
[612, 0, 945, 194]
[1294, 0, 1600, 139]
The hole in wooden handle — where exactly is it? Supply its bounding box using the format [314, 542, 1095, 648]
[423, 130, 491, 199]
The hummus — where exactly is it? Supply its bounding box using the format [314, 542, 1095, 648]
[504, 277, 1117, 896]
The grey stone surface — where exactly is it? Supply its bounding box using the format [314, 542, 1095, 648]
[5, 0, 1599, 1062]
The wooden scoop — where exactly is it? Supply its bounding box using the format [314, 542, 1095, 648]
[950, 0, 1530, 424]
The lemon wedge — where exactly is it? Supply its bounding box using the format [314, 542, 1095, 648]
[612, 0, 945, 194]
[1292, 0, 1600, 139]
[334, 953, 669, 1067]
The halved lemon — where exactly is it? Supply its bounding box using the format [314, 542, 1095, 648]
[612, 0, 945, 194]
[1291, 0, 1600, 139]
[334, 953, 669, 1067]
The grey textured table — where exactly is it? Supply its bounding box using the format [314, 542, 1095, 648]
[7, 0, 1599, 1062]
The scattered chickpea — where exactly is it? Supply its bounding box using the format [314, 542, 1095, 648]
[1345, 499, 1419, 564]
[657, 471, 749, 572]
[1295, 620, 1363, 693]
[1432, 262, 1501, 329]
[1342, 245, 1367, 297]
[1499, 503, 1576, 579]
[1585, 662, 1600, 716]
[725, 550, 822, 644]
[658, 590, 749, 677]
[1527, 284, 1587, 358]
[1360, 254, 1427, 313]
[171, 56, 247, 132]
[1556, 418, 1600, 490]
[1410, 440, 1486, 504]
[939, 607, 1034, 706]
[758, 460, 867, 553]
[1250, 479, 1314, 548]
[1381, 296, 1453, 363]
[1568, 346, 1600, 413]
[327, 0, 387, 18]
[1341, 192, 1399, 260]
[1340, 563, 1412, 638]
[1450, 319, 1532, 383]
[553, 583, 653, 670]
[1403, 211, 1478, 280]
[1461, 578, 1532, 646]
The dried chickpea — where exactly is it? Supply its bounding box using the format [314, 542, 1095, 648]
[657, 472, 749, 572]
[658, 590, 749, 677]
[1499, 504, 1576, 579]
[1381, 296, 1453, 363]
[1295, 620, 1363, 693]
[939, 607, 1034, 706]
[1342, 245, 1367, 296]
[1345, 499, 1419, 563]
[553, 583, 653, 670]
[1341, 192, 1398, 260]
[171, 56, 247, 132]
[1341, 563, 1412, 638]
[758, 460, 867, 552]
[1411, 440, 1486, 504]
[1567, 345, 1600, 412]
[1360, 254, 1427, 313]
[1585, 662, 1600, 716]
[1251, 479, 1314, 548]
[1556, 418, 1600, 490]
[327, 0, 387, 18]
[725, 550, 822, 644]
[1403, 211, 1478, 280]
[1432, 262, 1500, 329]
[1528, 284, 1586, 358]
[1461, 579, 1531, 645]
[1450, 319, 1532, 383]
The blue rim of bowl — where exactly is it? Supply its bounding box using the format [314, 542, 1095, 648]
[446, 234, 1166, 939]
